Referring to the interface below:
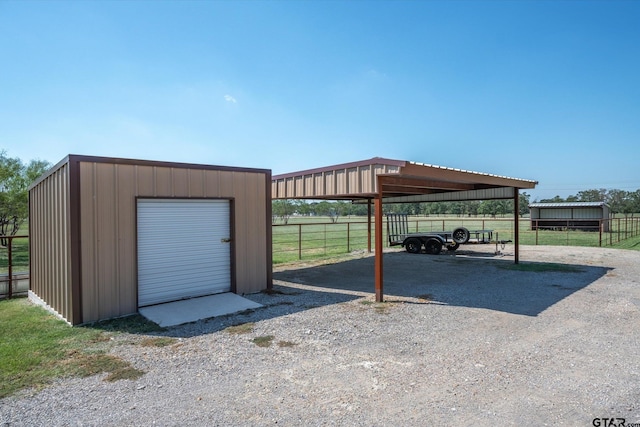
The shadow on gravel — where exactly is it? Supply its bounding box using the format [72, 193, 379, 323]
[274, 250, 611, 317]
[93, 250, 610, 337]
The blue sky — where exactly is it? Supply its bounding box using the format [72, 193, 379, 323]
[1, 0, 639, 201]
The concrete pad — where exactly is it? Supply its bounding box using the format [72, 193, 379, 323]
[139, 293, 262, 327]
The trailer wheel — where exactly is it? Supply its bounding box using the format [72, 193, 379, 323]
[405, 238, 422, 254]
[447, 242, 460, 251]
[424, 238, 443, 255]
[452, 227, 470, 244]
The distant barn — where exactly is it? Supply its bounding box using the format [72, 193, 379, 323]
[529, 202, 611, 232]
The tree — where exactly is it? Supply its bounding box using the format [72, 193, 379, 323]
[272, 200, 295, 224]
[0, 151, 51, 245]
[607, 189, 628, 214]
[577, 188, 608, 203]
[518, 192, 531, 217]
[540, 195, 566, 203]
[626, 190, 640, 215]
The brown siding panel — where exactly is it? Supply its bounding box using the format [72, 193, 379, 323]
[303, 174, 314, 196]
[188, 169, 205, 197]
[218, 170, 235, 198]
[31, 156, 271, 324]
[155, 167, 173, 197]
[136, 166, 154, 195]
[29, 162, 74, 324]
[205, 170, 221, 197]
[172, 168, 189, 196]
[233, 172, 268, 294]
[116, 165, 137, 316]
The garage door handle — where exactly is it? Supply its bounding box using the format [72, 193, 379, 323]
[221, 238, 232, 243]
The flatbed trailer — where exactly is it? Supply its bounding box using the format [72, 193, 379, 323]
[387, 214, 511, 255]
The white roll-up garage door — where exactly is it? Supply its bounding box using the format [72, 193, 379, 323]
[137, 199, 231, 307]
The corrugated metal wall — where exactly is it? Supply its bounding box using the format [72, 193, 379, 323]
[77, 162, 269, 323]
[272, 163, 400, 199]
[30, 156, 271, 325]
[538, 207, 603, 219]
[29, 162, 74, 322]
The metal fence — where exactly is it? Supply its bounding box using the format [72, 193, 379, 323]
[3, 216, 639, 289]
[0, 235, 29, 299]
[273, 216, 640, 263]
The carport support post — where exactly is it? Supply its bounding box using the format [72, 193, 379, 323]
[375, 189, 384, 302]
[367, 199, 372, 253]
[514, 188, 520, 264]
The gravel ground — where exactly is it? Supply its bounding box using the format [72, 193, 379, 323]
[2, 245, 640, 426]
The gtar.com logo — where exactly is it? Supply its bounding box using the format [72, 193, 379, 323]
[592, 418, 626, 427]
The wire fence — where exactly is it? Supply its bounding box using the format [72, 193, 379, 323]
[0, 235, 29, 299]
[3, 216, 639, 296]
[273, 216, 640, 263]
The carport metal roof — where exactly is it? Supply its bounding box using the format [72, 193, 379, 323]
[272, 157, 538, 302]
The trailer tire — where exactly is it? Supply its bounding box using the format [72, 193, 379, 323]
[447, 242, 460, 251]
[424, 238, 443, 255]
[405, 238, 422, 254]
[452, 227, 470, 244]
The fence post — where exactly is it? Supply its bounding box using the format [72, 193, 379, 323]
[610, 220, 613, 245]
[324, 223, 327, 255]
[7, 237, 13, 299]
[298, 224, 302, 260]
[618, 218, 621, 243]
[625, 217, 628, 240]
[599, 220, 602, 247]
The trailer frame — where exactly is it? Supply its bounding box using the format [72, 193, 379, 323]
[387, 214, 508, 255]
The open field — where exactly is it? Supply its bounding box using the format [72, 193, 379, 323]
[273, 215, 640, 263]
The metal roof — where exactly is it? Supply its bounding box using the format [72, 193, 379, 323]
[529, 202, 609, 208]
[272, 157, 538, 201]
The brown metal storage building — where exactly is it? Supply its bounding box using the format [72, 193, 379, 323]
[28, 155, 272, 325]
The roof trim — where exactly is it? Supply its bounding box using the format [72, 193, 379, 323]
[272, 157, 407, 180]
[407, 161, 537, 184]
[529, 202, 610, 208]
[29, 154, 271, 191]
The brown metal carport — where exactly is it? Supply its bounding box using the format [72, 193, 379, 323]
[272, 157, 538, 302]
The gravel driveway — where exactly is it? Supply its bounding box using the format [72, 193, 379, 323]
[2, 245, 640, 426]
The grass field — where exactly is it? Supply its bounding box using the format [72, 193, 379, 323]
[272, 215, 640, 263]
[0, 236, 28, 274]
[0, 298, 166, 398]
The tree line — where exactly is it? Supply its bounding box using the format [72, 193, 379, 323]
[538, 189, 640, 215]
[0, 151, 51, 243]
[273, 188, 640, 223]
[272, 196, 532, 224]
[1, 151, 638, 235]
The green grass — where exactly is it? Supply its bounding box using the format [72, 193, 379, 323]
[139, 337, 178, 348]
[0, 299, 146, 398]
[252, 335, 275, 347]
[272, 216, 640, 263]
[223, 322, 255, 334]
[610, 235, 640, 250]
[0, 237, 29, 274]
